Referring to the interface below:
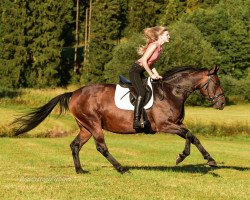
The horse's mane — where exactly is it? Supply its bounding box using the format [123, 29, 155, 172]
[163, 66, 206, 81]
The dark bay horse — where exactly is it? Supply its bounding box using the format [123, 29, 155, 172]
[13, 66, 226, 174]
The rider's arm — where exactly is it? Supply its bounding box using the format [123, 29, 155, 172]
[140, 43, 157, 77]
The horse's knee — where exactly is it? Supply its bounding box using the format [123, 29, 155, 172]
[96, 145, 101, 152]
[96, 144, 109, 157]
[184, 150, 190, 156]
[184, 130, 196, 144]
[192, 136, 200, 145]
[70, 140, 80, 155]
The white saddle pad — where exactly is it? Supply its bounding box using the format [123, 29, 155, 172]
[114, 78, 154, 110]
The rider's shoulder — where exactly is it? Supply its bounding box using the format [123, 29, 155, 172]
[147, 42, 158, 49]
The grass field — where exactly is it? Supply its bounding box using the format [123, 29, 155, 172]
[0, 87, 249, 199]
[0, 134, 249, 200]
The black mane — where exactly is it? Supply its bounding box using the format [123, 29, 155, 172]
[163, 66, 206, 81]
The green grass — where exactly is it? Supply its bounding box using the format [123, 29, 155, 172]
[185, 105, 250, 136]
[0, 134, 249, 199]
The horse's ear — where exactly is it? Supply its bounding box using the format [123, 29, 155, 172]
[209, 65, 219, 75]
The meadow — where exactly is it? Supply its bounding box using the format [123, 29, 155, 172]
[0, 134, 249, 200]
[0, 87, 249, 199]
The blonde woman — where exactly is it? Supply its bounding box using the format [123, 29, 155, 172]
[129, 26, 170, 130]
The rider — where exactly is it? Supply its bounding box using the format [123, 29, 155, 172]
[129, 26, 170, 129]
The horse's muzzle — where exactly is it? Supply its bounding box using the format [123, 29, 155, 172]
[213, 97, 226, 110]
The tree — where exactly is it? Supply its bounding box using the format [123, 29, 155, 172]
[0, 0, 31, 88]
[159, 0, 186, 25]
[0, 0, 74, 88]
[25, 0, 73, 87]
[82, 0, 124, 83]
[104, 33, 145, 83]
[126, 0, 164, 36]
[183, 0, 250, 78]
[150, 22, 220, 75]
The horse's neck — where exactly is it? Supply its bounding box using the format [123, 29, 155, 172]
[163, 71, 204, 101]
[177, 72, 203, 90]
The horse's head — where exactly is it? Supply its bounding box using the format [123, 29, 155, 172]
[197, 66, 226, 110]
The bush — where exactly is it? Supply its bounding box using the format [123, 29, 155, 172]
[104, 34, 145, 83]
[221, 70, 250, 103]
[156, 22, 220, 75]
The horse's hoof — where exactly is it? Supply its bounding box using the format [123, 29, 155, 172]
[208, 160, 217, 167]
[76, 169, 89, 174]
[176, 154, 184, 165]
[118, 167, 130, 174]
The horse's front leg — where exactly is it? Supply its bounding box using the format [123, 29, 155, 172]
[160, 124, 192, 164]
[175, 128, 192, 165]
[160, 123, 216, 166]
[177, 128, 217, 166]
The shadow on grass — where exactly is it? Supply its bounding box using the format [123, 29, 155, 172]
[49, 164, 250, 177]
[123, 164, 250, 177]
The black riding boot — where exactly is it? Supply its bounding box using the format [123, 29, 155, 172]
[142, 109, 154, 134]
[133, 96, 144, 129]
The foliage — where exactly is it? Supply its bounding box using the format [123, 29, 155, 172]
[104, 34, 145, 83]
[0, 0, 31, 88]
[125, 0, 165, 36]
[220, 69, 250, 102]
[0, 0, 249, 103]
[182, 0, 250, 79]
[81, 0, 124, 84]
[159, 0, 186, 25]
[156, 22, 220, 74]
[0, 0, 73, 88]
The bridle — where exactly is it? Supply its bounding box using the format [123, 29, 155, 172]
[199, 74, 225, 104]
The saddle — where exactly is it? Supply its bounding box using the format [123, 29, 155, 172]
[118, 75, 152, 106]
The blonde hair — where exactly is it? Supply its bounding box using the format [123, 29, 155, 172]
[137, 26, 168, 55]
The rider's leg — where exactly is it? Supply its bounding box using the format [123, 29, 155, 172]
[133, 95, 145, 129]
[129, 63, 146, 129]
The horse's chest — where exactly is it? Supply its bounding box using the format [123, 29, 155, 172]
[152, 103, 184, 124]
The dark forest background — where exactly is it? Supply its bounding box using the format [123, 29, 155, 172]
[0, 0, 249, 103]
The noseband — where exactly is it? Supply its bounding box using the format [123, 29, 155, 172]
[199, 74, 225, 103]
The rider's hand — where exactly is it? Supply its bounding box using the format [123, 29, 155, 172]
[150, 74, 158, 80]
[157, 75, 163, 79]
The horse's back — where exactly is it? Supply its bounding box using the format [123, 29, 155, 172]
[69, 83, 116, 113]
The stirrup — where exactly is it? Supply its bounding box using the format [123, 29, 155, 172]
[140, 122, 145, 128]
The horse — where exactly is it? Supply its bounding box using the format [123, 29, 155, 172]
[13, 66, 226, 174]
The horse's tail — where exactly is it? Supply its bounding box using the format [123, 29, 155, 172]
[12, 92, 73, 136]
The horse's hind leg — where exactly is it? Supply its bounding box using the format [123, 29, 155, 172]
[93, 130, 128, 174]
[70, 127, 92, 174]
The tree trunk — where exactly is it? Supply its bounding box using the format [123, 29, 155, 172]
[74, 0, 79, 73]
[83, 7, 89, 65]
